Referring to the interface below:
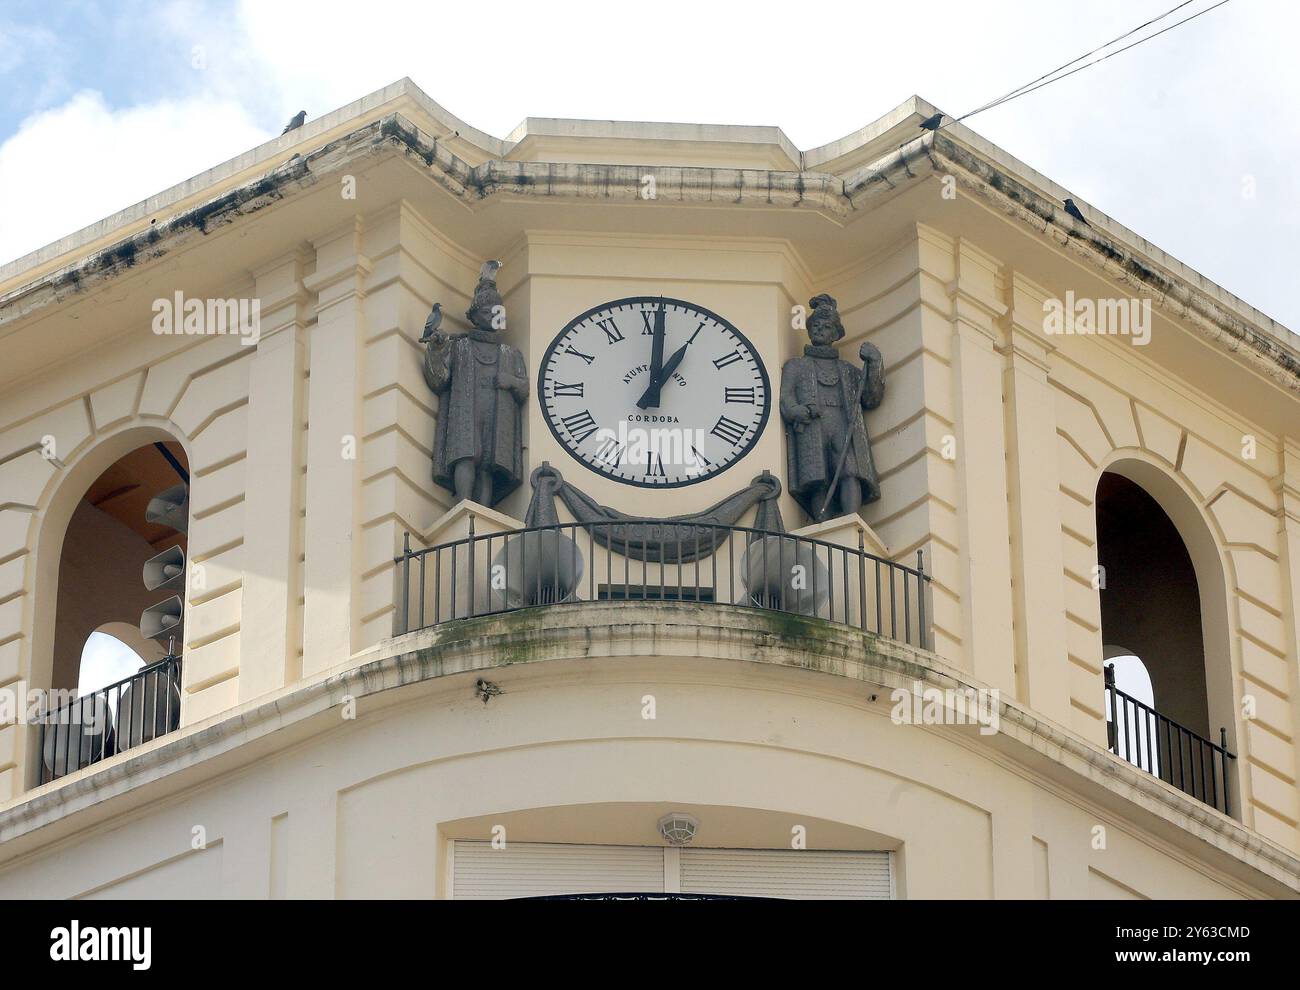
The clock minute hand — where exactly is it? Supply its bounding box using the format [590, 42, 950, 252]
[637, 300, 667, 410]
[638, 321, 702, 409]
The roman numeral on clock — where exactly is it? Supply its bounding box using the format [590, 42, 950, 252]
[552, 382, 584, 397]
[594, 436, 623, 465]
[564, 345, 596, 365]
[646, 453, 666, 478]
[595, 318, 624, 344]
[640, 311, 656, 335]
[724, 386, 756, 404]
[713, 350, 743, 370]
[710, 415, 747, 446]
[561, 409, 599, 443]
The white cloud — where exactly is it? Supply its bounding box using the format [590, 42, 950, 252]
[0, 90, 270, 265]
[2, 0, 1297, 325]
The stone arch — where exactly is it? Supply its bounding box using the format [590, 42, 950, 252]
[1094, 449, 1240, 781]
[23, 420, 192, 788]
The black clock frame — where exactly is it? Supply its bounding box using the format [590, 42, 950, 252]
[537, 295, 772, 489]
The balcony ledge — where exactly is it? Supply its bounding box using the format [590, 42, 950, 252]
[1, 600, 1298, 895]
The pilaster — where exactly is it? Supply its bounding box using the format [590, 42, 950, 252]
[301, 220, 371, 676]
[1000, 271, 1073, 727]
[947, 239, 1016, 695]
[1273, 438, 1300, 849]
[239, 249, 311, 700]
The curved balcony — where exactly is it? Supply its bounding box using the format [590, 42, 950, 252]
[397, 519, 932, 650]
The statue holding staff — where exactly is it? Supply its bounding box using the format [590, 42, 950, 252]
[780, 294, 885, 522]
[422, 261, 529, 508]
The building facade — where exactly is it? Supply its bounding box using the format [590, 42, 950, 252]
[0, 79, 1298, 898]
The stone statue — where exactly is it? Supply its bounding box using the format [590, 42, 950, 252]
[422, 261, 529, 507]
[780, 294, 885, 522]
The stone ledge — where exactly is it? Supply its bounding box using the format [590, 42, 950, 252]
[3, 110, 1296, 395]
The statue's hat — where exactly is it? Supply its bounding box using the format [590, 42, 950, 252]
[808, 293, 845, 341]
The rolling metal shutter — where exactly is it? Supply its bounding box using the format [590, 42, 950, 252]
[451, 841, 892, 899]
[679, 848, 892, 899]
[451, 842, 665, 899]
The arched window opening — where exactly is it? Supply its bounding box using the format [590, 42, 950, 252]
[1096, 471, 1235, 815]
[40, 442, 187, 783]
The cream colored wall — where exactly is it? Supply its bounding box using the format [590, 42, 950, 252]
[1, 188, 1297, 881]
[1045, 330, 1299, 851]
[850, 221, 1300, 854]
[354, 205, 508, 647]
[0, 320, 255, 798]
[0, 202, 498, 803]
[0, 657, 1256, 899]
[793, 219, 1300, 855]
[0, 200, 522, 803]
[511, 231, 811, 525]
[822, 232, 965, 670]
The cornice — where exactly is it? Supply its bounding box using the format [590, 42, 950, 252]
[1, 113, 1296, 399]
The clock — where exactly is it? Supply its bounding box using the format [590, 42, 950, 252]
[539, 296, 770, 487]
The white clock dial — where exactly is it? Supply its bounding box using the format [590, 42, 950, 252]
[539, 297, 771, 487]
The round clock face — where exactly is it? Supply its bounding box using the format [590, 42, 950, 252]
[539, 296, 770, 488]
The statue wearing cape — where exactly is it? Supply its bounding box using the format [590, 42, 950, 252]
[780, 294, 884, 521]
[421, 262, 528, 508]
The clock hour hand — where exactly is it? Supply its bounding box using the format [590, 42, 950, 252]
[638, 345, 683, 410]
[636, 299, 667, 410]
[657, 341, 689, 385]
[637, 320, 701, 409]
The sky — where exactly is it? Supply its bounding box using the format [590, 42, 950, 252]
[1106, 654, 1157, 771]
[78, 631, 145, 694]
[0, 0, 1297, 328]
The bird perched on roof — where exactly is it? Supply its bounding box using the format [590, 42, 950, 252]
[281, 110, 306, 135]
[419, 302, 443, 344]
[1063, 198, 1090, 227]
[919, 112, 945, 132]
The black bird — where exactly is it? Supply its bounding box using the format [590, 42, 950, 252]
[919, 112, 945, 132]
[281, 110, 306, 135]
[1063, 198, 1090, 227]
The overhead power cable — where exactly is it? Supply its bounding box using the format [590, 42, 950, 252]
[935, 0, 1234, 130]
[954, 0, 1198, 123]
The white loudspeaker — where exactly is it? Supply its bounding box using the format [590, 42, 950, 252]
[41, 695, 112, 775]
[740, 535, 831, 614]
[140, 595, 184, 642]
[117, 667, 182, 750]
[146, 483, 189, 534]
[143, 545, 186, 593]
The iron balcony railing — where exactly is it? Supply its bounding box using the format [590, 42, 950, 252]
[37, 655, 183, 785]
[397, 519, 933, 650]
[1104, 663, 1236, 816]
